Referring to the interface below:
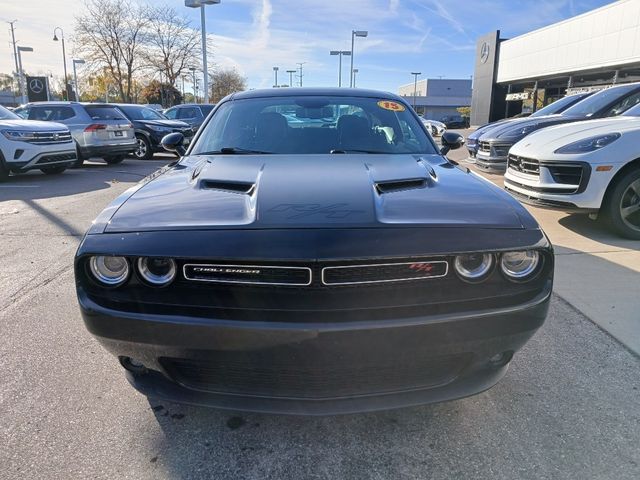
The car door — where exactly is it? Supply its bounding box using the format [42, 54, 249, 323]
[164, 107, 179, 120]
[177, 106, 202, 128]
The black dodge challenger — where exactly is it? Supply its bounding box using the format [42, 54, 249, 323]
[75, 88, 553, 415]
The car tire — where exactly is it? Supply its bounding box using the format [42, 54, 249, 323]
[603, 168, 640, 240]
[0, 155, 9, 182]
[134, 135, 153, 160]
[72, 143, 84, 168]
[40, 166, 67, 175]
[104, 155, 125, 165]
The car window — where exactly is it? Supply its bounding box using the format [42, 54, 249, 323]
[191, 95, 437, 155]
[0, 105, 19, 120]
[118, 105, 166, 121]
[562, 85, 639, 117]
[178, 107, 201, 119]
[28, 106, 75, 121]
[602, 91, 640, 117]
[84, 105, 127, 121]
[13, 107, 29, 119]
[164, 108, 178, 119]
[200, 105, 215, 116]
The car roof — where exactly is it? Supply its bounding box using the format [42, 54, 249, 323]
[168, 103, 216, 107]
[228, 87, 404, 102]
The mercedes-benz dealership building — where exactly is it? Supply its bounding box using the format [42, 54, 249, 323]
[471, 0, 640, 125]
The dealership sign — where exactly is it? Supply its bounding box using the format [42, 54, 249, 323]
[506, 92, 532, 101]
[26, 76, 50, 102]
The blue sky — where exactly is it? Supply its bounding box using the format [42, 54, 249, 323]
[1, 0, 615, 93]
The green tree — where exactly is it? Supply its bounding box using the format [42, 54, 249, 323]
[140, 80, 182, 107]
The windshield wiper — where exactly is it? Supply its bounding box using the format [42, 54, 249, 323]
[330, 149, 388, 154]
[196, 147, 274, 155]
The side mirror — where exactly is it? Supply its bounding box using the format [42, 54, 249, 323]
[161, 132, 186, 156]
[440, 132, 465, 155]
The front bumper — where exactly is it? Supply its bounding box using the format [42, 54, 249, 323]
[79, 284, 551, 415]
[8, 146, 77, 172]
[80, 142, 137, 158]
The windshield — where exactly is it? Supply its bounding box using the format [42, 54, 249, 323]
[530, 93, 588, 117]
[562, 85, 639, 117]
[191, 95, 437, 155]
[621, 102, 640, 116]
[84, 105, 128, 121]
[119, 105, 166, 121]
[0, 105, 19, 120]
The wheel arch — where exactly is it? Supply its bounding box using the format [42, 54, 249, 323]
[602, 157, 640, 208]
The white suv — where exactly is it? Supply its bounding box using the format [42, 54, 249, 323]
[0, 105, 77, 181]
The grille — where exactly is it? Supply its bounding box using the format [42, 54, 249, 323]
[161, 352, 471, 399]
[508, 154, 540, 175]
[36, 152, 77, 165]
[479, 141, 490, 152]
[27, 131, 73, 144]
[547, 164, 583, 186]
[176, 128, 194, 138]
[322, 261, 448, 285]
[183, 263, 312, 286]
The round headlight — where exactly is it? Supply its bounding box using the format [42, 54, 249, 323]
[501, 251, 540, 280]
[454, 253, 494, 282]
[89, 256, 129, 286]
[137, 257, 177, 286]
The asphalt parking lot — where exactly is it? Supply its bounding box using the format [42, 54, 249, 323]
[1, 150, 639, 479]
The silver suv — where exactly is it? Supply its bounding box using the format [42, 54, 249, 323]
[14, 102, 136, 166]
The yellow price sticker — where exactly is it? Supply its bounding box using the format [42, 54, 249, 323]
[377, 100, 406, 112]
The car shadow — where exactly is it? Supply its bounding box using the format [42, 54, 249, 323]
[557, 214, 640, 250]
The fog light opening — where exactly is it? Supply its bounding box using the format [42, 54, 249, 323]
[489, 351, 513, 367]
[119, 356, 148, 375]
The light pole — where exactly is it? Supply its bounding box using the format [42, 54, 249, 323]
[73, 59, 85, 101]
[350, 30, 368, 88]
[273, 66, 279, 87]
[17, 46, 33, 104]
[286, 70, 296, 87]
[189, 67, 197, 103]
[53, 27, 69, 100]
[330, 50, 351, 87]
[353, 68, 359, 88]
[411, 72, 421, 112]
[185, 1, 221, 104]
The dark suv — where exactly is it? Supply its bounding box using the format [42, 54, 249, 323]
[163, 104, 215, 131]
[441, 115, 470, 129]
[111, 104, 194, 160]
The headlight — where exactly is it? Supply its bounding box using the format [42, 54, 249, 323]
[554, 133, 621, 154]
[454, 253, 494, 282]
[89, 256, 130, 286]
[137, 257, 177, 286]
[500, 251, 540, 280]
[1, 130, 38, 141]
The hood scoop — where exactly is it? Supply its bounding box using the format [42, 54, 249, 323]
[375, 178, 427, 194]
[200, 179, 255, 194]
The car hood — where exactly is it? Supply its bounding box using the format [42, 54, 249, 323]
[0, 119, 68, 131]
[467, 118, 515, 140]
[511, 116, 640, 157]
[103, 154, 530, 232]
[481, 115, 580, 141]
[135, 119, 190, 129]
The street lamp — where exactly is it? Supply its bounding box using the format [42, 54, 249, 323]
[353, 68, 359, 88]
[350, 30, 368, 88]
[273, 66, 279, 88]
[73, 59, 85, 101]
[53, 27, 69, 100]
[17, 46, 33, 104]
[411, 72, 421, 111]
[330, 50, 351, 87]
[185, 0, 221, 104]
[286, 70, 296, 87]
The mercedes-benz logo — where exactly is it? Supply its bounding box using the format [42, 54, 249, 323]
[480, 42, 490, 64]
[29, 79, 44, 94]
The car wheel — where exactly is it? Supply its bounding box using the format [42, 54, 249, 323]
[40, 166, 67, 175]
[604, 168, 640, 240]
[134, 135, 153, 160]
[0, 156, 9, 182]
[72, 143, 84, 168]
[104, 155, 125, 165]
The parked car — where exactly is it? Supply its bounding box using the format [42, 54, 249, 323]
[75, 88, 553, 414]
[440, 115, 469, 129]
[476, 83, 640, 172]
[466, 92, 593, 159]
[110, 104, 194, 160]
[505, 102, 640, 239]
[14, 102, 137, 166]
[421, 118, 446, 136]
[0, 105, 77, 180]
[163, 104, 216, 131]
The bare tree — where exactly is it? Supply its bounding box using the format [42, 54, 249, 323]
[210, 69, 247, 103]
[74, 0, 149, 102]
[144, 6, 201, 86]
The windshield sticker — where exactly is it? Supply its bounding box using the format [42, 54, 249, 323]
[377, 100, 406, 112]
